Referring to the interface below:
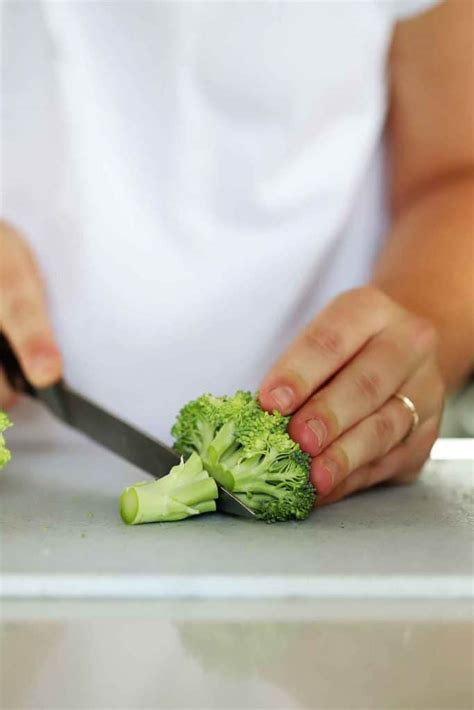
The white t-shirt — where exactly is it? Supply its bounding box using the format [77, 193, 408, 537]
[1, 1, 435, 441]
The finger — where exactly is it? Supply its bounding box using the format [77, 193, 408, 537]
[0, 229, 62, 387]
[317, 416, 440, 506]
[390, 414, 441, 484]
[0, 368, 18, 409]
[289, 315, 437, 456]
[310, 360, 443, 496]
[259, 287, 398, 414]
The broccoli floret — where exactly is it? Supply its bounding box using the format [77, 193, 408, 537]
[172, 391, 315, 522]
[0, 412, 12, 470]
[120, 451, 218, 524]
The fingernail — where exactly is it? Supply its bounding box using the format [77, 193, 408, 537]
[312, 457, 339, 496]
[269, 386, 294, 413]
[306, 418, 327, 453]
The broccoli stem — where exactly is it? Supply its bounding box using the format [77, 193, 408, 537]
[207, 420, 236, 462]
[120, 452, 218, 525]
[193, 500, 219, 514]
[233, 480, 287, 498]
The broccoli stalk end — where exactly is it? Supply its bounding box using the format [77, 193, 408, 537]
[120, 452, 218, 524]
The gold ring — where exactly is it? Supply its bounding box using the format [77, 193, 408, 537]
[394, 393, 420, 443]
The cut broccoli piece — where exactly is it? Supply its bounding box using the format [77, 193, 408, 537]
[120, 451, 218, 524]
[0, 412, 12, 469]
[172, 391, 315, 522]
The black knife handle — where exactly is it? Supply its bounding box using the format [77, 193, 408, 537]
[0, 333, 36, 396]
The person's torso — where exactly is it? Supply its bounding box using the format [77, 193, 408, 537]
[2, 1, 418, 438]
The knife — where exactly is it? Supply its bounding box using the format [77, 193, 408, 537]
[0, 334, 255, 519]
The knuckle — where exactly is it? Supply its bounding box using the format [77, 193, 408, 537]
[0, 262, 24, 295]
[5, 295, 38, 324]
[332, 444, 351, 479]
[348, 285, 385, 309]
[330, 286, 395, 329]
[303, 326, 345, 359]
[354, 369, 382, 405]
[373, 410, 397, 449]
[411, 316, 439, 353]
[356, 284, 381, 302]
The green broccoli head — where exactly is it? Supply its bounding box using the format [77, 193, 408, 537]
[172, 391, 315, 522]
[0, 412, 12, 470]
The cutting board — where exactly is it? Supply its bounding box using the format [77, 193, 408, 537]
[1, 400, 472, 601]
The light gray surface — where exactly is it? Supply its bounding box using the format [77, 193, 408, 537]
[1, 400, 472, 600]
[1, 401, 473, 710]
[1, 616, 472, 710]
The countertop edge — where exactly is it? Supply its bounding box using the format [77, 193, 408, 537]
[2, 573, 472, 601]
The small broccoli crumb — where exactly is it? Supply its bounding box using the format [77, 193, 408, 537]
[0, 412, 12, 470]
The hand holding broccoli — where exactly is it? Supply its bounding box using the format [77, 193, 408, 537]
[258, 286, 444, 505]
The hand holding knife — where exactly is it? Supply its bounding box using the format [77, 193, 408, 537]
[0, 333, 255, 518]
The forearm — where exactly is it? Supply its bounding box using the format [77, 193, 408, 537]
[372, 177, 474, 392]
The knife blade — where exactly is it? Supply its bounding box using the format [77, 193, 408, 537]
[0, 334, 255, 519]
